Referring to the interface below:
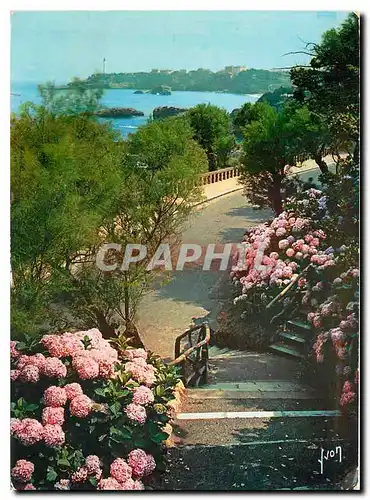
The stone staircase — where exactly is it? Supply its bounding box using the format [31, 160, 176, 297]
[156, 346, 357, 491]
[269, 314, 313, 360]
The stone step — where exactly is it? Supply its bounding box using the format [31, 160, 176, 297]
[208, 345, 252, 358]
[181, 397, 337, 414]
[287, 319, 312, 331]
[171, 414, 346, 447]
[279, 331, 307, 344]
[269, 343, 306, 359]
[208, 352, 306, 383]
[154, 438, 357, 490]
[188, 380, 316, 395]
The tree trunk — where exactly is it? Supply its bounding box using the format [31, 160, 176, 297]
[207, 151, 217, 171]
[94, 309, 116, 339]
[314, 154, 329, 174]
[123, 320, 145, 349]
[269, 173, 283, 215]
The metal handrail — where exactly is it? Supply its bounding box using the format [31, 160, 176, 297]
[266, 264, 312, 310]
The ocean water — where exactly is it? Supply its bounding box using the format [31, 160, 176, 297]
[11, 83, 260, 138]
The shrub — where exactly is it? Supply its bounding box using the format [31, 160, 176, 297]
[10, 329, 180, 490]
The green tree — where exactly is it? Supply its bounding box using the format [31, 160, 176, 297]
[38, 78, 104, 116]
[282, 102, 333, 173]
[11, 104, 123, 337]
[187, 104, 235, 170]
[240, 104, 306, 214]
[66, 117, 208, 342]
[232, 102, 274, 139]
[11, 107, 208, 342]
[291, 13, 359, 159]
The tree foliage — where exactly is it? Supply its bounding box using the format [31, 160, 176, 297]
[291, 13, 359, 156]
[186, 104, 235, 170]
[11, 104, 207, 340]
[38, 79, 104, 116]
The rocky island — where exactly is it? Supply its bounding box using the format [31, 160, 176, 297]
[150, 85, 171, 95]
[153, 106, 188, 120]
[95, 107, 144, 118]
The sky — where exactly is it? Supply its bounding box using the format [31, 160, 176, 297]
[11, 10, 350, 84]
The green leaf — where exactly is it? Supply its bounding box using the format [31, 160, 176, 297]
[26, 403, 39, 411]
[57, 458, 71, 467]
[109, 401, 121, 417]
[94, 387, 106, 397]
[46, 467, 58, 482]
[89, 477, 98, 487]
[151, 431, 169, 443]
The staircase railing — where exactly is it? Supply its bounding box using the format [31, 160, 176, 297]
[266, 264, 312, 311]
[169, 323, 211, 387]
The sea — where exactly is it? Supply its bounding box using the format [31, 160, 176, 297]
[11, 83, 260, 138]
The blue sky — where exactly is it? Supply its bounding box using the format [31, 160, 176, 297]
[11, 10, 350, 83]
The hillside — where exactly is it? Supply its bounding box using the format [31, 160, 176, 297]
[78, 68, 291, 95]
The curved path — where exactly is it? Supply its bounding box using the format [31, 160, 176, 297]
[137, 164, 329, 360]
[137, 191, 271, 359]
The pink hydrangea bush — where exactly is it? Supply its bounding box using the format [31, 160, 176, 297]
[11, 328, 180, 490]
[230, 175, 358, 411]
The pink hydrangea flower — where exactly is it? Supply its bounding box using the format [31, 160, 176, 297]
[276, 227, 286, 237]
[41, 336, 68, 358]
[125, 403, 147, 424]
[43, 357, 67, 378]
[132, 386, 154, 406]
[54, 479, 71, 490]
[123, 348, 148, 361]
[22, 484, 36, 490]
[286, 248, 295, 258]
[85, 455, 101, 474]
[15, 418, 44, 446]
[76, 359, 100, 380]
[16, 355, 31, 371]
[98, 360, 115, 379]
[64, 382, 83, 400]
[10, 418, 22, 435]
[42, 407, 65, 426]
[43, 424, 65, 447]
[342, 381, 354, 394]
[278, 239, 289, 250]
[10, 341, 20, 358]
[125, 361, 156, 387]
[11, 369, 20, 381]
[97, 477, 122, 490]
[11, 460, 34, 483]
[69, 395, 92, 418]
[30, 353, 46, 371]
[19, 365, 40, 383]
[144, 454, 156, 476]
[71, 467, 89, 483]
[340, 391, 356, 407]
[269, 252, 279, 260]
[132, 480, 145, 490]
[128, 449, 147, 478]
[312, 315, 323, 329]
[110, 458, 132, 483]
[43, 386, 67, 407]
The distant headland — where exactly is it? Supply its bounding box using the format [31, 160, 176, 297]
[57, 66, 291, 95]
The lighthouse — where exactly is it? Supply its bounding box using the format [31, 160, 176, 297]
[102, 58, 106, 74]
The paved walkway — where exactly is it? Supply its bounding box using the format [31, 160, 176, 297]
[137, 190, 271, 359]
[137, 162, 332, 359]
